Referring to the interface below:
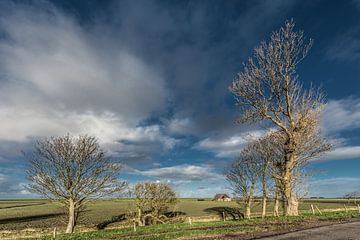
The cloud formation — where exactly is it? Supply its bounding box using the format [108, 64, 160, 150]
[0, 0, 359, 198]
[132, 164, 223, 181]
[195, 130, 266, 157]
[322, 98, 360, 135]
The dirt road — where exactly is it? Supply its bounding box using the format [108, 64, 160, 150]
[259, 220, 360, 240]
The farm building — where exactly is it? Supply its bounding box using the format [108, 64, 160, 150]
[213, 194, 232, 201]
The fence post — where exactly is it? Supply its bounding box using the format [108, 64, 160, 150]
[133, 221, 137, 232]
[188, 217, 192, 225]
[344, 204, 348, 212]
[315, 205, 322, 215]
[222, 212, 226, 221]
[357, 204, 360, 213]
[53, 227, 57, 239]
[311, 204, 315, 215]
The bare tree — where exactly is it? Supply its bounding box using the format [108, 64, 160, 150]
[226, 145, 261, 219]
[230, 20, 332, 215]
[133, 182, 178, 226]
[253, 135, 275, 218]
[26, 135, 126, 233]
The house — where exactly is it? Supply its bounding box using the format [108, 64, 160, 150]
[213, 194, 232, 202]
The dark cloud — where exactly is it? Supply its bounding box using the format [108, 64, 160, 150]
[0, 0, 359, 198]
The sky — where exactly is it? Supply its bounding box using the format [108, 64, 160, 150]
[0, 0, 360, 199]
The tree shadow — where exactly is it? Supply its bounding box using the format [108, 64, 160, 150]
[163, 211, 186, 218]
[204, 207, 244, 220]
[0, 202, 46, 210]
[95, 211, 186, 229]
[0, 212, 65, 224]
[96, 213, 127, 229]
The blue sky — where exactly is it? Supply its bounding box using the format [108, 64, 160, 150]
[0, 0, 360, 199]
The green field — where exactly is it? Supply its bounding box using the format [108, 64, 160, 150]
[25, 211, 360, 240]
[0, 198, 359, 239]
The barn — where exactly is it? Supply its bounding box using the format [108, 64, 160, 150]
[213, 193, 232, 201]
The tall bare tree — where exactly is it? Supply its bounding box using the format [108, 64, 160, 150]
[226, 145, 261, 219]
[26, 135, 126, 233]
[230, 20, 332, 215]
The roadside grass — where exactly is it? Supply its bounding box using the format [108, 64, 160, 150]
[24, 210, 360, 240]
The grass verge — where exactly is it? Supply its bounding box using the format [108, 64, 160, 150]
[25, 210, 360, 240]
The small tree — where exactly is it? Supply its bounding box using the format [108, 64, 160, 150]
[253, 135, 275, 218]
[226, 145, 261, 219]
[133, 182, 177, 226]
[230, 20, 332, 215]
[26, 135, 126, 233]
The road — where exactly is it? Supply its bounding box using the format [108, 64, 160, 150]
[259, 221, 360, 240]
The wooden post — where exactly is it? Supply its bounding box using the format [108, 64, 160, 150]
[357, 204, 360, 213]
[344, 204, 348, 212]
[133, 221, 137, 232]
[53, 227, 57, 239]
[311, 204, 315, 215]
[188, 217, 192, 225]
[315, 205, 322, 215]
[222, 212, 226, 221]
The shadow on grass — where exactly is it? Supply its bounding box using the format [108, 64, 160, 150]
[0, 212, 65, 224]
[0, 202, 46, 210]
[163, 211, 186, 218]
[96, 211, 187, 229]
[96, 213, 127, 229]
[204, 207, 244, 220]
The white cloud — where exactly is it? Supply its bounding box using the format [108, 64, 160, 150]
[322, 98, 360, 134]
[132, 164, 223, 181]
[317, 146, 360, 162]
[195, 130, 266, 157]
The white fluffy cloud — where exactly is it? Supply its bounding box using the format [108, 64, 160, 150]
[317, 146, 360, 162]
[194, 130, 266, 157]
[133, 164, 223, 181]
[322, 98, 360, 134]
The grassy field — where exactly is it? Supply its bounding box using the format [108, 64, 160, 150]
[24, 211, 360, 240]
[1, 198, 360, 239]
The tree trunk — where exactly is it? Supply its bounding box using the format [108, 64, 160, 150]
[283, 147, 299, 216]
[261, 171, 268, 218]
[283, 173, 299, 216]
[261, 197, 267, 218]
[65, 198, 76, 234]
[273, 192, 279, 217]
[137, 208, 144, 226]
[286, 193, 298, 216]
[245, 200, 251, 219]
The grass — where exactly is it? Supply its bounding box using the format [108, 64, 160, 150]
[1, 198, 360, 239]
[24, 211, 360, 240]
